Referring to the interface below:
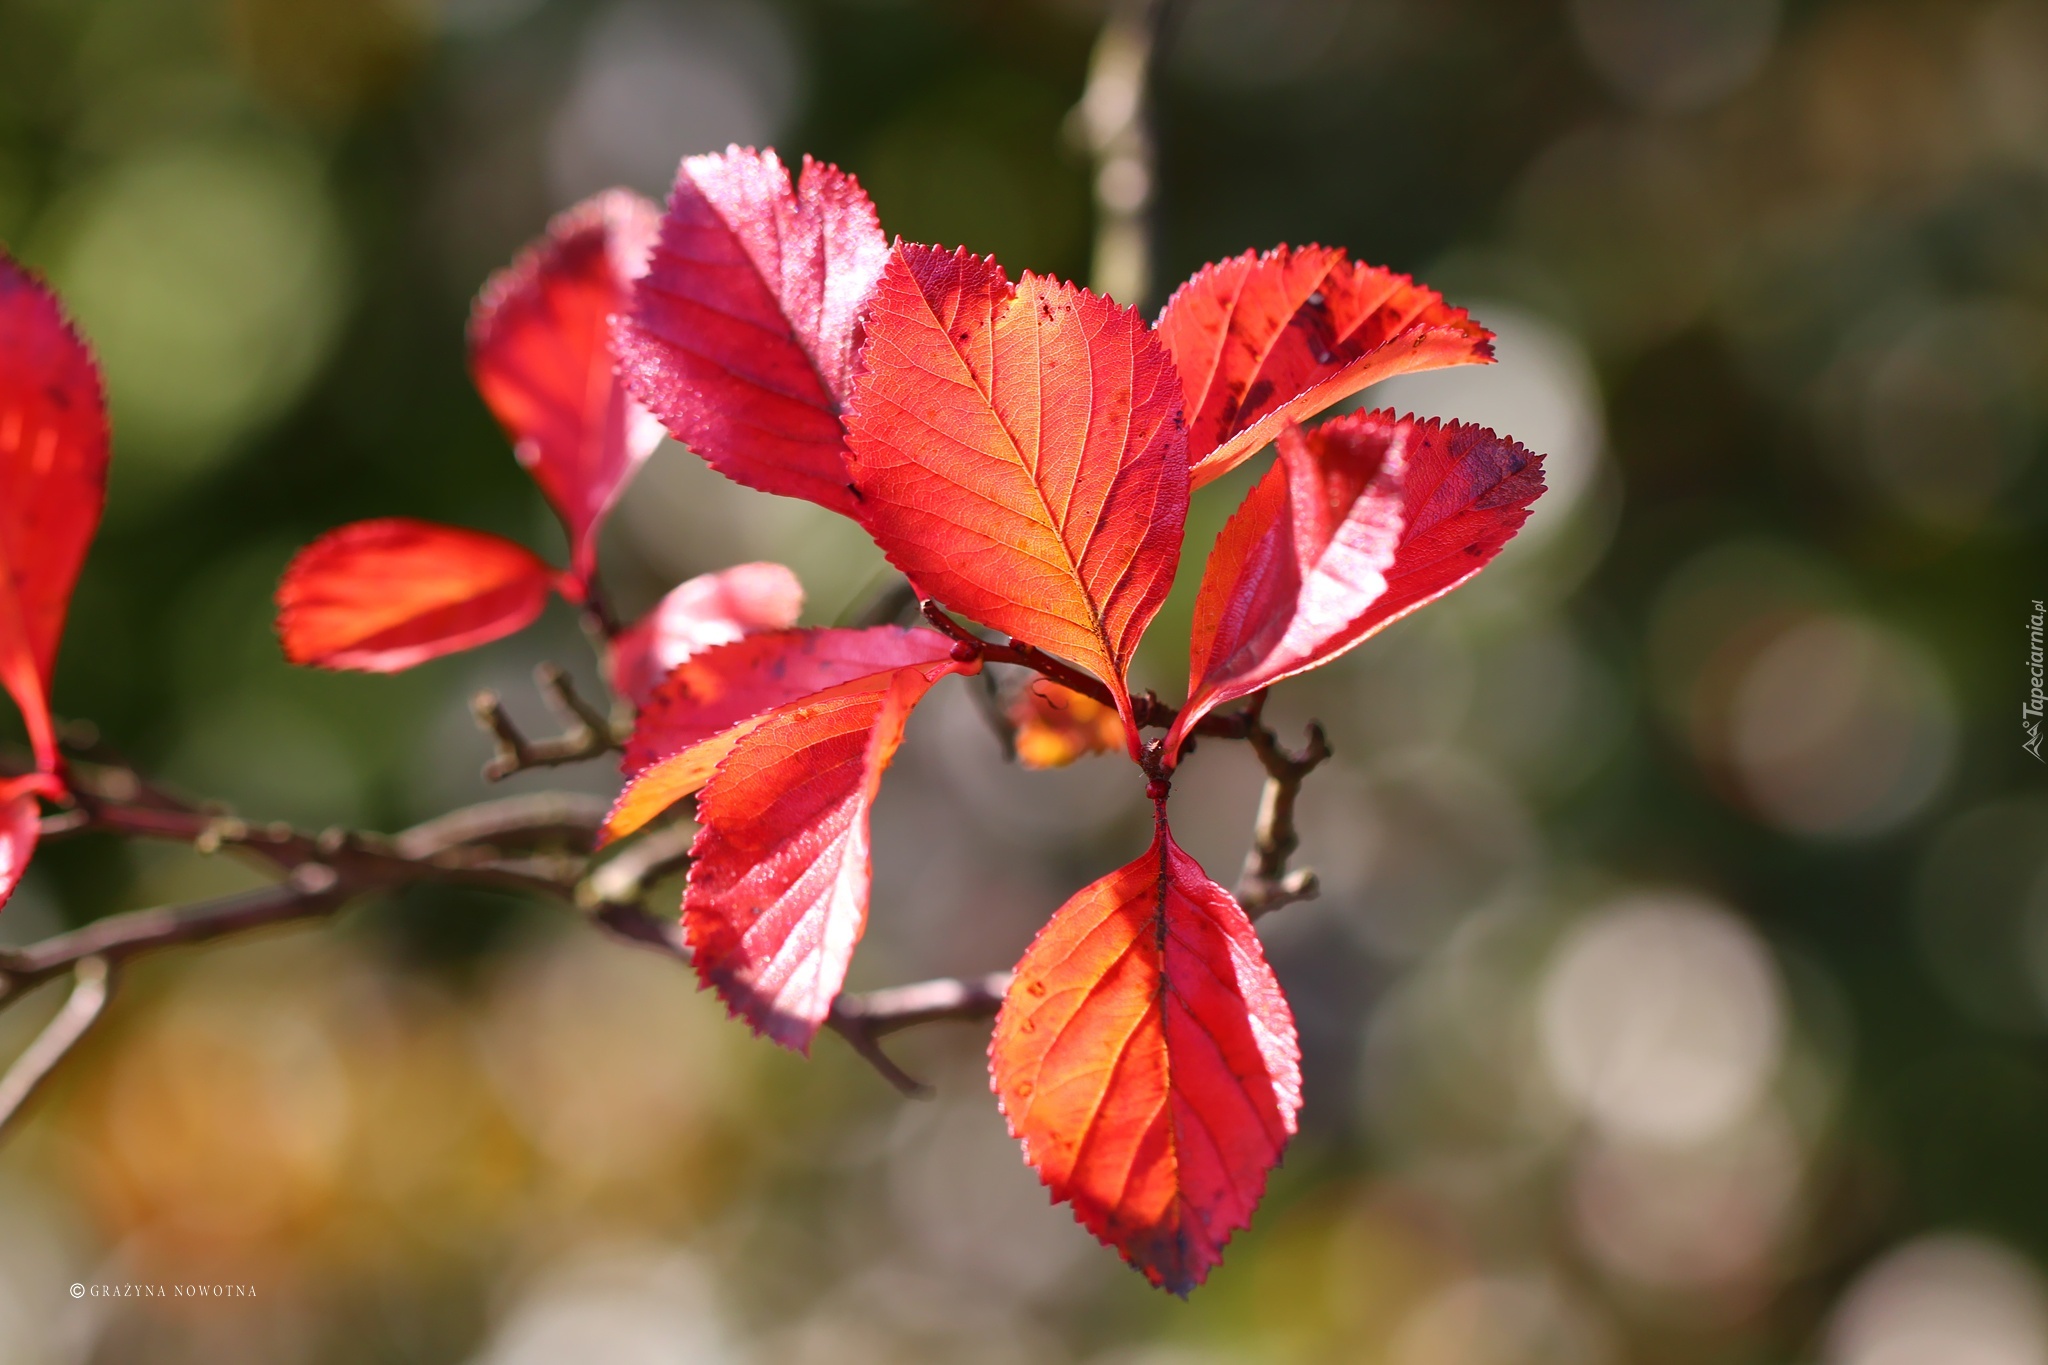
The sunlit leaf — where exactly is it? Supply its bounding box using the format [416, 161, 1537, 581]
[0, 253, 110, 773]
[684, 655, 972, 1048]
[471, 189, 664, 587]
[990, 814, 1301, 1293]
[617, 146, 887, 515]
[276, 518, 559, 672]
[1010, 679, 1125, 769]
[0, 780, 40, 909]
[1167, 412, 1544, 762]
[844, 244, 1187, 736]
[621, 624, 953, 776]
[1156, 245, 1492, 487]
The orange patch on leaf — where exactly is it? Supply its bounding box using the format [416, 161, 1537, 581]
[1010, 680, 1125, 769]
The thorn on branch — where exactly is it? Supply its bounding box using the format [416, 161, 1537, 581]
[1238, 710, 1332, 920]
[471, 665, 621, 781]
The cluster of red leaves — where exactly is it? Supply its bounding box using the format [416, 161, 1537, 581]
[270, 147, 1543, 1292]
[1, 142, 1545, 1293]
[0, 253, 110, 911]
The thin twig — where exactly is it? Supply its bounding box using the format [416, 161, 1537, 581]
[832, 971, 1011, 1039]
[0, 613, 1329, 1114]
[1075, 0, 1174, 306]
[589, 899, 691, 960]
[472, 664, 623, 781]
[823, 1017, 935, 1098]
[1238, 700, 1332, 919]
[917, 600, 1255, 740]
[581, 888, 1002, 1100]
[819, 972, 1009, 1097]
[0, 866, 347, 998]
[822, 973, 1011, 1098]
[577, 568, 624, 639]
[0, 957, 113, 1138]
[393, 791, 611, 860]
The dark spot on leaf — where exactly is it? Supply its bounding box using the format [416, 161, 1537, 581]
[1238, 379, 1274, 422]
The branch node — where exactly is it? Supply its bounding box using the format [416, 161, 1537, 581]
[536, 663, 612, 737]
[474, 672, 621, 781]
[1238, 710, 1333, 920]
[194, 816, 249, 855]
[286, 863, 340, 897]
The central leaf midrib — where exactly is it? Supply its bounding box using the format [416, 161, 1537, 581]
[918, 272, 1112, 667]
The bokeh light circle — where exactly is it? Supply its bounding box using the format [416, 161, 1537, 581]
[1539, 893, 1785, 1145]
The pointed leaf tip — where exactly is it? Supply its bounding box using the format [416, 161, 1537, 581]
[1156, 244, 1493, 487]
[470, 188, 664, 587]
[617, 147, 888, 516]
[991, 817, 1301, 1293]
[0, 783, 40, 910]
[276, 518, 558, 673]
[844, 243, 1189, 734]
[0, 251, 110, 774]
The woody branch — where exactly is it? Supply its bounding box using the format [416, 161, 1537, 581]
[1236, 696, 1331, 918]
[0, 626, 1331, 1121]
[0, 751, 987, 1119]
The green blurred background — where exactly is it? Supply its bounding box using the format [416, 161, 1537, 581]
[3, 0, 2048, 1360]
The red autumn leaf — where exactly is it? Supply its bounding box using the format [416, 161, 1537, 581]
[990, 815, 1301, 1294]
[617, 147, 887, 516]
[470, 190, 662, 587]
[684, 655, 971, 1048]
[607, 561, 804, 707]
[843, 244, 1188, 736]
[1166, 411, 1543, 762]
[0, 253, 110, 774]
[0, 778, 41, 909]
[470, 189, 664, 587]
[1010, 679, 1125, 770]
[1155, 244, 1493, 488]
[277, 518, 559, 672]
[621, 624, 953, 776]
